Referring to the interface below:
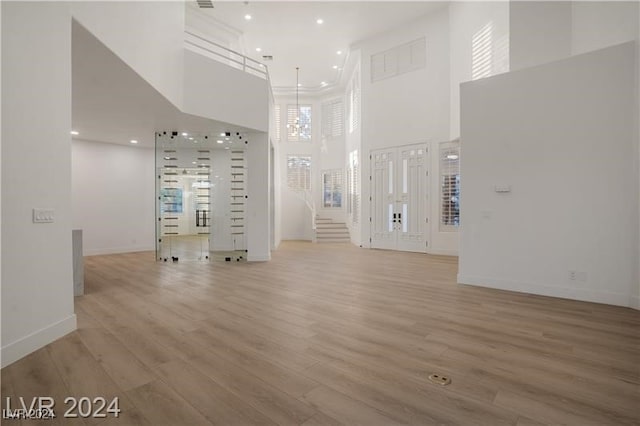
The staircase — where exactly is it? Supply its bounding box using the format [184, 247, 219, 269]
[314, 217, 351, 243]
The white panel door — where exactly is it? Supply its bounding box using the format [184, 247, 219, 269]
[371, 148, 397, 250]
[371, 144, 429, 252]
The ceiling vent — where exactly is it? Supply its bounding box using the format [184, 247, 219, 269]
[196, 0, 214, 8]
[262, 55, 273, 61]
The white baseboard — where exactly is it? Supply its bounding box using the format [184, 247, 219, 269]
[84, 245, 154, 256]
[427, 248, 459, 256]
[457, 274, 632, 308]
[631, 295, 640, 310]
[247, 253, 271, 262]
[1, 314, 77, 368]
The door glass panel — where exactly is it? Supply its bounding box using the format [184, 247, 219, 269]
[156, 131, 246, 262]
[388, 160, 393, 194]
[402, 158, 408, 193]
[402, 204, 408, 233]
[388, 203, 394, 232]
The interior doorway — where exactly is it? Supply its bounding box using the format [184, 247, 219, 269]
[370, 143, 430, 252]
[155, 131, 247, 262]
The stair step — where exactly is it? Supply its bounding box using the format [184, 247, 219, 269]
[314, 218, 350, 244]
[316, 238, 351, 243]
[316, 223, 347, 229]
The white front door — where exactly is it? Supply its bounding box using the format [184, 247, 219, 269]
[371, 144, 429, 252]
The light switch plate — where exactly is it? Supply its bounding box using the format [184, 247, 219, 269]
[494, 185, 511, 193]
[33, 208, 55, 223]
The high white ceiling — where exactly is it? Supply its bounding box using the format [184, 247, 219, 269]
[72, 20, 252, 148]
[72, 2, 447, 148]
[192, 1, 447, 91]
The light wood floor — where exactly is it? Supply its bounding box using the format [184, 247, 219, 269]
[2, 241, 639, 425]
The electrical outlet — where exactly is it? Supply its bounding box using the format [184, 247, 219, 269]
[428, 373, 451, 386]
[568, 270, 577, 281]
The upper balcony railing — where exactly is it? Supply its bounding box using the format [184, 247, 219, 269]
[184, 30, 271, 85]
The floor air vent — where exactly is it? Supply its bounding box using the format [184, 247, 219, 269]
[196, 0, 214, 8]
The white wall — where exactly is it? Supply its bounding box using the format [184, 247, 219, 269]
[72, 140, 155, 255]
[1, 2, 76, 367]
[343, 52, 363, 246]
[71, 1, 185, 108]
[459, 42, 638, 307]
[359, 7, 453, 253]
[509, 1, 572, 71]
[268, 99, 282, 248]
[449, 1, 509, 140]
[636, 3, 640, 310]
[0, 0, 4, 368]
[185, 3, 244, 53]
[637, 6, 640, 311]
[317, 93, 348, 225]
[572, 1, 639, 56]
[274, 95, 320, 241]
[246, 133, 271, 261]
[183, 50, 269, 133]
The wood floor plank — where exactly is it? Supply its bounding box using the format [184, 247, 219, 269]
[124, 380, 210, 425]
[45, 333, 149, 425]
[300, 385, 402, 426]
[153, 359, 277, 426]
[188, 352, 317, 426]
[1, 241, 638, 425]
[304, 357, 519, 425]
[0, 349, 68, 425]
[76, 327, 155, 391]
[187, 327, 320, 398]
[300, 411, 344, 426]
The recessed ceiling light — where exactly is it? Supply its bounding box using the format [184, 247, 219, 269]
[220, 132, 225, 137]
[192, 161, 197, 164]
[225, 137, 230, 141]
[181, 132, 188, 136]
[256, 47, 262, 52]
[447, 154, 459, 160]
[70, 130, 79, 136]
[130, 140, 138, 144]
[336, 50, 343, 55]
[188, 137, 194, 140]
[316, 18, 324, 24]
[297, 83, 302, 87]
[332, 65, 338, 69]
[217, 140, 224, 144]
[244, 14, 252, 20]
[321, 81, 327, 86]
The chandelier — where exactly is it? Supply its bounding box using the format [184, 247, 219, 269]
[287, 67, 308, 137]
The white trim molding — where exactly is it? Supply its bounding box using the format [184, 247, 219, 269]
[457, 275, 634, 308]
[1, 314, 77, 368]
[631, 295, 640, 311]
[247, 254, 271, 262]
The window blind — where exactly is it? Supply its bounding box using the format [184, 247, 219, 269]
[439, 141, 460, 230]
[321, 99, 344, 139]
[287, 155, 311, 191]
